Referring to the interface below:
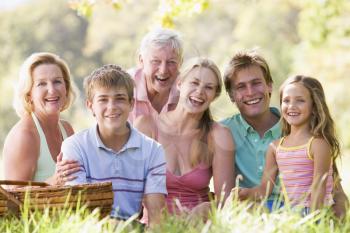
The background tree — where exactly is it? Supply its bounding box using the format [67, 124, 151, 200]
[0, 0, 349, 156]
[0, 0, 90, 149]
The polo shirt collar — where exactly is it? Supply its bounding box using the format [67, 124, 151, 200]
[93, 123, 142, 153]
[122, 124, 142, 151]
[135, 69, 179, 106]
[237, 114, 252, 137]
[239, 107, 281, 137]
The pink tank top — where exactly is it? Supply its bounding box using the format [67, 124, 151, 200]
[166, 165, 212, 213]
[151, 115, 213, 213]
[140, 116, 213, 225]
[276, 137, 334, 207]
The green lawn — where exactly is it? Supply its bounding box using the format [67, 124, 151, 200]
[0, 151, 349, 232]
[0, 199, 349, 233]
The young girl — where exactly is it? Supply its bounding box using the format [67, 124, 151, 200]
[239, 75, 340, 213]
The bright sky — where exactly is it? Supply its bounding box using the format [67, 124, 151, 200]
[0, 0, 29, 9]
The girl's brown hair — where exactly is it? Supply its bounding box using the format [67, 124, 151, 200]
[279, 75, 340, 160]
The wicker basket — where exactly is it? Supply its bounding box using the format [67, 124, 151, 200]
[0, 185, 22, 216]
[0, 181, 113, 217]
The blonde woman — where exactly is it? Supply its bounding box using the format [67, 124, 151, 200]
[135, 57, 235, 218]
[3, 52, 80, 185]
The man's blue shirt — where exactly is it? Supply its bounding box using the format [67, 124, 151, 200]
[221, 107, 281, 201]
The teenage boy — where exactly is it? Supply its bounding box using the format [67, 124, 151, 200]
[62, 64, 166, 224]
[221, 50, 348, 216]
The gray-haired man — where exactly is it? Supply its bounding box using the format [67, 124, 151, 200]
[129, 28, 183, 123]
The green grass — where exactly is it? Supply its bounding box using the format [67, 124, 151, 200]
[1, 198, 349, 233]
[1, 153, 349, 233]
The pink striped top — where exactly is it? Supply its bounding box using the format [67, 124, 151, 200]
[275, 137, 334, 208]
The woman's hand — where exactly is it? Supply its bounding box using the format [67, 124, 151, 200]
[187, 202, 211, 221]
[50, 152, 81, 185]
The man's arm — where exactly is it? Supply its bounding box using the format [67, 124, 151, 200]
[239, 142, 278, 201]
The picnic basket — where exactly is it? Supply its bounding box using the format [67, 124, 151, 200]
[0, 181, 113, 217]
[0, 184, 21, 216]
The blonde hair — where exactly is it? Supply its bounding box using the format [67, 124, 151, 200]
[279, 75, 340, 160]
[179, 57, 222, 166]
[13, 52, 76, 116]
[84, 64, 134, 101]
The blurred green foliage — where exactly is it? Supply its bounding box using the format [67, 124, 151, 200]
[0, 0, 349, 157]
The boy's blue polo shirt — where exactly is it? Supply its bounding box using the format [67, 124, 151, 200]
[62, 123, 167, 219]
[221, 107, 281, 201]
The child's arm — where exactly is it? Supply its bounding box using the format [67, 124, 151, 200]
[239, 142, 279, 201]
[310, 138, 332, 211]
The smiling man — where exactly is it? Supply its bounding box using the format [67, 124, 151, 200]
[128, 28, 183, 123]
[221, 51, 281, 210]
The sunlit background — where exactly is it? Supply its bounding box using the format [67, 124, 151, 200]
[0, 0, 349, 194]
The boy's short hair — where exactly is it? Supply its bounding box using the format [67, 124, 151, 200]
[84, 64, 134, 101]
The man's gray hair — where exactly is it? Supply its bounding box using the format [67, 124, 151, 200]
[139, 28, 183, 63]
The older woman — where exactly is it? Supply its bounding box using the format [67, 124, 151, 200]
[2, 52, 80, 185]
[135, 57, 235, 218]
